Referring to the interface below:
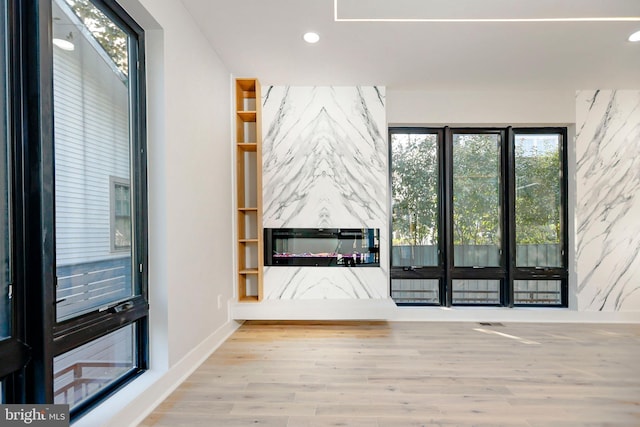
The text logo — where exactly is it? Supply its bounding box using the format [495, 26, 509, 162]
[0, 405, 69, 427]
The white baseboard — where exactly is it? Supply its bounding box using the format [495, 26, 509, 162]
[73, 319, 243, 427]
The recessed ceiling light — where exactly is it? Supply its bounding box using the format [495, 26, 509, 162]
[303, 32, 320, 44]
[629, 30, 640, 42]
[53, 38, 75, 51]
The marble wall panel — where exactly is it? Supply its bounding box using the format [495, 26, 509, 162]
[576, 90, 640, 311]
[261, 86, 388, 299]
[263, 267, 387, 299]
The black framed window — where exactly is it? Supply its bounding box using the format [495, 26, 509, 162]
[0, 0, 148, 418]
[510, 129, 567, 306]
[449, 129, 506, 305]
[389, 127, 567, 307]
[389, 129, 443, 304]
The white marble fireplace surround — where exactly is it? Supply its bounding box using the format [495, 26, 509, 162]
[261, 86, 388, 299]
[576, 90, 640, 311]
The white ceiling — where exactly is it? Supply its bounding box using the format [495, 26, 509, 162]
[180, 0, 640, 91]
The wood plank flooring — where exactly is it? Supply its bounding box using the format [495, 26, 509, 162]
[140, 321, 640, 426]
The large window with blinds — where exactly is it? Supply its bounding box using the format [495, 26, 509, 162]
[390, 127, 568, 307]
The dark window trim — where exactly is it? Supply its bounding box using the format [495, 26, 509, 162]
[510, 127, 569, 307]
[447, 127, 508, 306]
[22, 0, 56, 404]
[0, 0, 30, 386]
[52, 296, 148, 355]
[388, 128, 445, 306]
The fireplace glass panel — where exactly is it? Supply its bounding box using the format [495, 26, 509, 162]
[265, 228, 380, 267]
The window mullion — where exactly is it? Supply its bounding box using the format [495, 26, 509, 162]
[505, 126, 515, 307]
[22, 0, 56, 404]
[443, 126, 453, 307]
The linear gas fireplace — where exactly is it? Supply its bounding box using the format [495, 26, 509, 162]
[264, 228, 380, 267]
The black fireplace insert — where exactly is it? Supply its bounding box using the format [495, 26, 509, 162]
[264, 228, 380, 267]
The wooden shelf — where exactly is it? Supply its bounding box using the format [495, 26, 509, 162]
[236, 78, 257, 92]
[235, 78, 263, 303]
[237, 111, 257, 122]
[237, 143, 257, 152]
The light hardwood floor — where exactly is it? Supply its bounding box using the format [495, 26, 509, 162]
[141, 321, 640, 427]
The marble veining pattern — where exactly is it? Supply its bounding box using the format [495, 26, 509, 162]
[263, 267, 387, 299]
[262, 86, 386, 228]
[261, 86, 388, 299]
[575, 90, 640, 311]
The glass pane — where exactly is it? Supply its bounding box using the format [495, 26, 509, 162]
[0, 0, 10, 339]
[52, 0, 134, 321]
[514, 280, 561, 305]
[390, 133, 439, 266]
[452, 133, 501, 267]
[452, 279, 500, 304]
[54, 324, 135, 409]
[515, 134, 562, 267]
[391, 279, 439, 304]
[113, 181, 131, 250]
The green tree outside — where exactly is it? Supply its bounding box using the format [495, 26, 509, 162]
[391, 133, 439, 247]
[392, 133, 560, 248]
[64, 0, 128, 76]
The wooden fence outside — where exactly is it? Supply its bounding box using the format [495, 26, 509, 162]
[56, 256, 131, 320]
[391, 244, 561, 304]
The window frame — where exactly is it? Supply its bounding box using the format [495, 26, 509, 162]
[446, 127, 508, 306]
[508, 127, 569, 307]
[389, 126, 568, 307]
[0, 0, 32, 390]
[388, 127, 446, 306]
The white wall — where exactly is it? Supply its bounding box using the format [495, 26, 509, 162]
[387, 89, 576, 125]
[138, 0, 235, 368]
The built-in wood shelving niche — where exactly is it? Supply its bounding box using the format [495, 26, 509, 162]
[235, 78, 263, 302]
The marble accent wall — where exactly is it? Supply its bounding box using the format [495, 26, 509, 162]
[576, 90, 640, 311]
[261, 86, 388, 299]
